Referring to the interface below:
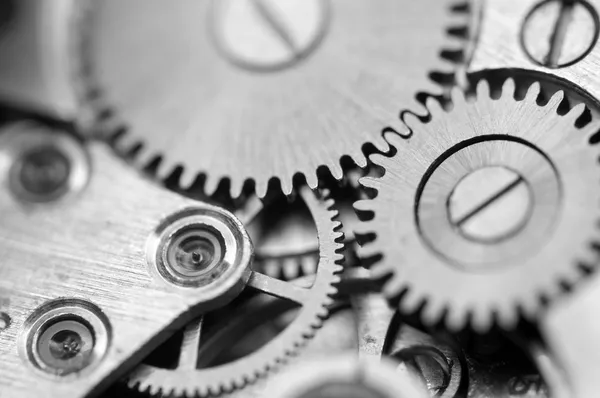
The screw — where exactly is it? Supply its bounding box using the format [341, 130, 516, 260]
[447, 166, 532, 243]
[36, 319, 95, 375]
[521, 0, 599, 68]
[48, 330, 83, 360]
[16, 146, 71, 199]
[212, 0, 330, 71]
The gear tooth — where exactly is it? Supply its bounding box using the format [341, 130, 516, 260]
[283, 258, 300, 280]
[567, 102, 588, 122]
[547, 90, 566, 111]
[95, 114, 124, 137]
[369, 153, 391, 169]
[305, 171, 320, 190]
[263, 260, 280, 278]
[324, 197, 337, 211]
[353, 222, 376, 241]
[357, 176, 382, 191]
[496, 304, 519, 331]
[369, 260, 392, 279]
[525, 81, 542, 102]
[254, 177, 269, 198]
[518, 293, 541, 321]
[402, 112, 423, 132]
[328, 162, 344, 182]
[444, 35, 466, 53]
[281, 177, 296, 197]
[398, 289, 425, 314]
[372, 133, 393, 155]
[450, 86, 467, 108]
[437, 57, 459, 75]
[445, 307, 467, 332]
[425, 97, 445, 117]
[353, 198, 375, 213]
[476, 79, 491, 99]
[178, 168, 197, 190]
[382, 272, 407, 299]
[471, 309, 493, 334]
[501, 78, 517, 99]
[420, 300, 444, 327]
[228, 176, 245, 200]
[302, 255, 318, 275]
[111, 131, 138, 155]
[203, 173, 221, 196]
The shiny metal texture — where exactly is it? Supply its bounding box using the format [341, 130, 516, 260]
[73, 0, 472, 197]
[126, 187, 344, 397]
[0, 122, 254, 398]
[354, 79, 600, 332]
[5, 0, 600, 397]
[468, 0, 600, 92]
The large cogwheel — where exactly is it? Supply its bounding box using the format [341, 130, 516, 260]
[126, 186, 344, 397]
[354, 79, 600, 332]
[74, 0, 473, 197]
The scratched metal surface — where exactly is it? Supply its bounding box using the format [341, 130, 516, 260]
[469, 0, 600, 100]
[0, 129, 251, 398]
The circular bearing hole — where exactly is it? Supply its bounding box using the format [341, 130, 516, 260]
[148, 208, 253, 308]
[22, 300, 110, 376]
[166, 228, 225, 277]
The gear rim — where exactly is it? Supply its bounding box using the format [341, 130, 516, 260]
[126, 186, 344, 397]
[72, 0, 474, 198]
[354, 79, 600, 332]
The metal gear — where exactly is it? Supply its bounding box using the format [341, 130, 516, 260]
[126, 185, 344, 397]
[354, 79, 600, 332]
[74, 0, 473, 197]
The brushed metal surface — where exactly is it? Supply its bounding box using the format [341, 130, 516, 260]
[74, 0, 471, 197]
[354, 80, 600, 332]
[0, 125, 252, 397]
[126, 186, 344, 397]
[469, 0, 600, 97]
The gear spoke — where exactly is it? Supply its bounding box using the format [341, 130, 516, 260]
[247, 270, 309, 304]
[176, 318, 203, 370]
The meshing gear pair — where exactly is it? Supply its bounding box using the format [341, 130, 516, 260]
[74, 0, 473, 197]
[128, 186, 344, 397]
[355, 79, 600, 332]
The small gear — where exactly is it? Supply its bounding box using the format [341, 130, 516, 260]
[74, 0, 473, 197]
[354, 79, 600, 332]
[126, 186, 344, 397]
